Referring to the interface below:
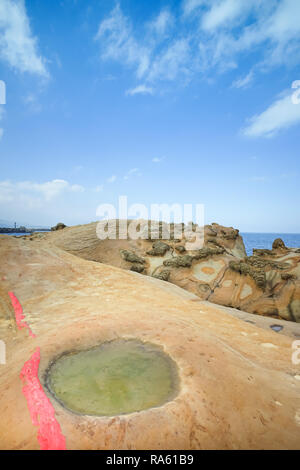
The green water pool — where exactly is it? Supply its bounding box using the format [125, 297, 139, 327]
[46, 339, 179, 416]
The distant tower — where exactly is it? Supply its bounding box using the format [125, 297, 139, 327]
[14, 222, 16, 229]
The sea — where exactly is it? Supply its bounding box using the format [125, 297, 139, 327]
[3, 231, 300, 257]
[2, 232, 50, 237]
[241, 233, 300, 256]
[3, 232, 28, 236]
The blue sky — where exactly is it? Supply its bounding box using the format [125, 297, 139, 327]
[0, 0, 299, 231]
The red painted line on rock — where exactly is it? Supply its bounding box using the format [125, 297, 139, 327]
[20, 347, 67, 450]
[8, 292, 67, 449]
[8, 291, 36, 337]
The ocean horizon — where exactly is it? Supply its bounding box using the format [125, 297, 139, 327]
[241, 232, 300, 256]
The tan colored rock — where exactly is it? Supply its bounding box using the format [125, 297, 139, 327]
[0, 234, 300, 449]
[46, 222, 300, 322]
[51, 222, 66, 231]
[273, 238, 287, 250]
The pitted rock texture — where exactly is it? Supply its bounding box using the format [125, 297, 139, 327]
[46, 221, 300, 322]
[147, 241, 170, 256]
[51, 222, 66, 231]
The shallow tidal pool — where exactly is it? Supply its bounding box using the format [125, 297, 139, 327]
[46, 339, 179, 416]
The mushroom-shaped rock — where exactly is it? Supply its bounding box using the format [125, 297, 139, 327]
[147, 241, 170, 256]
[153, 269, 171, 282]
[51, 222, 66, 231]
[272, 238, 287, 250]
[120, 250, 145, 264]
[130, 263, 145, 273]
[163, 255, 193, 268]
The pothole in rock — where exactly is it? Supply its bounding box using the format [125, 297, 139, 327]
[45, 339, 180, 416]
[270, 324, 283, 332]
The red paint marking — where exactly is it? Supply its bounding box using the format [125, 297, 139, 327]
[9, 291, 67, 449]
[20, 347, 67, 450]
[8, 291, 36, 337]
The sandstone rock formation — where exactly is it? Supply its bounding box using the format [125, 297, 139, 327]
[273, 238, 287, 250]
[0, 234, 300, 449]
[48, 221, 300, 322]
[51, 222, 66, 231]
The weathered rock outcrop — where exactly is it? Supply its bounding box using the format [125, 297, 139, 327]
[51, 222, 66, 231]
[0, 234, 300, 449]
[273, 238, 287, 250]
[47, 221, 300, 322]
[147, 241, 170, 256]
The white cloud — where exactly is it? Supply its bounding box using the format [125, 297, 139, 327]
[147, 39, 190, 83]
[152, 157, 165, 163]
[0, 128, 3, 140]
[107, 175, 117, 183]
[95, 3, 150, 79]
[126, 84, 154, 96]
[94, 184, 104, 192]
[203, 0, 300, 72]
[123, 168, 140, 180]
[148, 9, 173, 36]
[0, 0, 48, 76]
[0, 179, 84, 206]
[292, 80, 300, 104]
[70, 184, 84, 193]
[201, 0, 257, 31]
[243, 89, 300, 137]
[266, 0, 300, 40]
[232, 71, 254, 89]
[96, 5, 190, 87]
[182, 0, 206, 17]
[96, 1, 300, 93]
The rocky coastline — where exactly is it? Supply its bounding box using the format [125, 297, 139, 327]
[47, 221, 300, 323]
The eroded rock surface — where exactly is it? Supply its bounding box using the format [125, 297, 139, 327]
[0, 234, 300, 449]
[51, 222, 66, 231]
[48, 221, 300, 322]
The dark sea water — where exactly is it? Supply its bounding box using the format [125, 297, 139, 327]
[241, 233, 300, 256]
[1, 232, 50, 237]
[2, 232, 28, 236]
